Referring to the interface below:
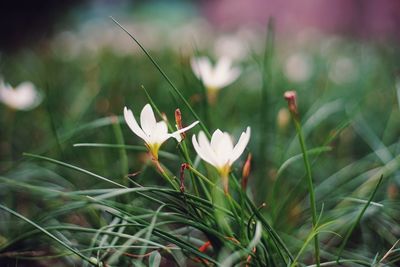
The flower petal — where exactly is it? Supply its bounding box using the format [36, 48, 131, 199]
[0, 81, 42, 110]
[192, 133, 217, 167]
[198, 131, 221, 167]
[215, 132, 234, 166]
[170, 120, 199, 142]
[140, 104, 157, 135]
[124, 107, 149, 143]
[191, 57, 213, 87]
[214, 57, 232, 80]
[151, 121, 169, 144]
[210, 129, 224, 148]
[229, 127, 251, 164]
[217, 66, 241, 88]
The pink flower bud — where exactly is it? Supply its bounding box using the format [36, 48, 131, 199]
[284, 90, 298, 115]
[175, 108, 186, 140]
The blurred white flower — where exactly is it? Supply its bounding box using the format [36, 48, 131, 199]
[284, 52, 313, 83]
[329, 57, 358, 84]
[0, 80, 42, 111]
[191, 56, 241, 104]
[214, 34, 248, 61]
[124, 104, 198, 159]
[192, 127, 251, 194]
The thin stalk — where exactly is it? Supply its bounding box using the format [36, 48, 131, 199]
[259, 18, 275, 174]
[239, 190, 246, 240]
[293, 118, 320, 266]
[151, 157, 179, 191]
[186, 165, 217, 202]
[179, 141, 200, 197]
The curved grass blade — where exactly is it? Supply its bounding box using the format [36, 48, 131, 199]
[73, 143, 178, 160]
[138, 205, 166, 265]
[336, 175, 384, 262]
[23, 153, 126, 188]
[276, 146, 332, 178]
[0, 204, 94, 264]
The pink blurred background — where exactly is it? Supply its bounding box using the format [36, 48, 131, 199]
[202, 0, 400, 38]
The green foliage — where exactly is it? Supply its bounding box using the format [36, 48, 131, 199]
[0, 18, 400, 267]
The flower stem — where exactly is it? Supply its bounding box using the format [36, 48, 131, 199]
[151, 157, 179, 191]
[187, 165, 214, 201]
[178, 142, 200, 197]
[293, 118, 320, 266]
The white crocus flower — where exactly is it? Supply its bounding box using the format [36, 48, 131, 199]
[0, 80, 42, 111]
[124, 104, 199, 160]
[190, 56, 241, 104]
[192, 127, 251, 194]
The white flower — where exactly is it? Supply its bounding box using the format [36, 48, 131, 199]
[124, 104, 199, 159]
[190, 56, 241, 90]
[0, 80, 42, 111]
[192, 127, 251, 193]
[214, 34, 248, 61]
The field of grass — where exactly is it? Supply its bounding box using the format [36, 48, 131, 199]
[0, 16, 400, 266]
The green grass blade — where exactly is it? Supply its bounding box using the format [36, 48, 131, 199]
[0, 204, 94, 264]
[23, 153, 127, 188]
[73, 143, 178, 160]
[336, 175, 384, 261]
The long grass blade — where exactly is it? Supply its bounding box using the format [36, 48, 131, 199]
[23, 153, 126, 188]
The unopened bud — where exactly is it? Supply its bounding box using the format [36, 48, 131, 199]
[284, 90, 298, 115]
[175, 108, 186, 140]
[241, 153, 252, 190]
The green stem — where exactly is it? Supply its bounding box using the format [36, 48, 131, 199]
[178, 141, 200, 197]
[187, 165, 213, 201]
[293, 118, 320, 266]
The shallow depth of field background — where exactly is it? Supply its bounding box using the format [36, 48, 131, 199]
[1, 0, 400, 266]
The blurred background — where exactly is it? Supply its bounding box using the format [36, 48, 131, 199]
[1, 0, 400, 265]
[1, 0, 400, 52]
[1, 0, 399, 162]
